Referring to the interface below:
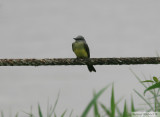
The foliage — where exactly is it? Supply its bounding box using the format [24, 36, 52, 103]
[1, 72, 160, 117]
[131, 70, 160, 112]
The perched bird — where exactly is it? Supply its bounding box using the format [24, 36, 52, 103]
[72, 35, 96, 72]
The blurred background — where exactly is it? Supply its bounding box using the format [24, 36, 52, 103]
[0, 0, 160, 116]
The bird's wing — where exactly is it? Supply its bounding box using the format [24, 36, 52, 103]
[72, 43, 75, 52]
[84, 42, 90, 58]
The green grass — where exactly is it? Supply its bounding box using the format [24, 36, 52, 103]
[1, 72, 160, 117]
[81, 84, 111, 117]
[131, 69, 160, 112]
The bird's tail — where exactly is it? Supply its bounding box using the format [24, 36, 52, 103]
[87, 64, 96, 72]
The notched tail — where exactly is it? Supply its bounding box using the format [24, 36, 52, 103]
[87, 65, 96, 72]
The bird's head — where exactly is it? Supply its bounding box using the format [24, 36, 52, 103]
[73, 35, 85, 41]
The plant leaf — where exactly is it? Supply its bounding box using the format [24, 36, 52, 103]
[153, 77, 159, 83]
[38, 104, 43, 117]
[61, 110, 67, 117]
[81, 84, 111, 117]
[100, 103, 111, 116]
[130, 69, 149, 89]
[93, 91, 100, 117]
[134, 89, 154, 110]
[54, 112, 57, 117]
[144, 82, 160, 95]
[122, 100, 128, 117]
[15, 112, 19, 117]
[131, 95, 135, 112]
[1, 111, 4, 117]
[111, 84, 115, 117]
[141, 80, 154, 83]
[49, 91, 60, 117]
[69, 110, 73, 117]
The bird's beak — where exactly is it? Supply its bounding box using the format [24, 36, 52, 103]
[73, 38, 76, 40]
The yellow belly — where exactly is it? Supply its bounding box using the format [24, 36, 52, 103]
[74, 48, 88, 58]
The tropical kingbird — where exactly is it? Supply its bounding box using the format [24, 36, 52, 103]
[72, 35, 96, 72]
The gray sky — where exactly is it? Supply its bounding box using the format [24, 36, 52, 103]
[0, 0, 160, 116]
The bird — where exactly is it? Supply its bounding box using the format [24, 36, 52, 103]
[72, 35, 96, 72]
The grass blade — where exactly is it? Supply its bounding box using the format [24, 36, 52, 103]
[131, 95, 135, 112]
[22, 111, 35, 117]
[81, 84, 111, 117]
[61, 109, 67, 117]
[69, 110, 73, 117]
[111, 84, 115, 117]
[116, 106, 122, 117]
[93, 91, 100, 117]
[144, 82, 160, 94]
[141, 80, 154, 83]
[49, 92, 60, 117]
[131, 98, 135, 113]
[130, 69, 148, 88]
[1, 111, 4, 117]
[130, 69, 156, 97]
[38, 104, 43, 117]
[15, 112, 19, 117]
[100, 103, 111, 116]
[122, 100, 128, 117]
[54, 112, 57, 117]
[134, 89, 154, 110]
[47, 99, 49, 117]
[115, 97, 124, 117]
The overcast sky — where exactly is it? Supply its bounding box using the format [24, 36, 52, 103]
[0, 0, 160, 116]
